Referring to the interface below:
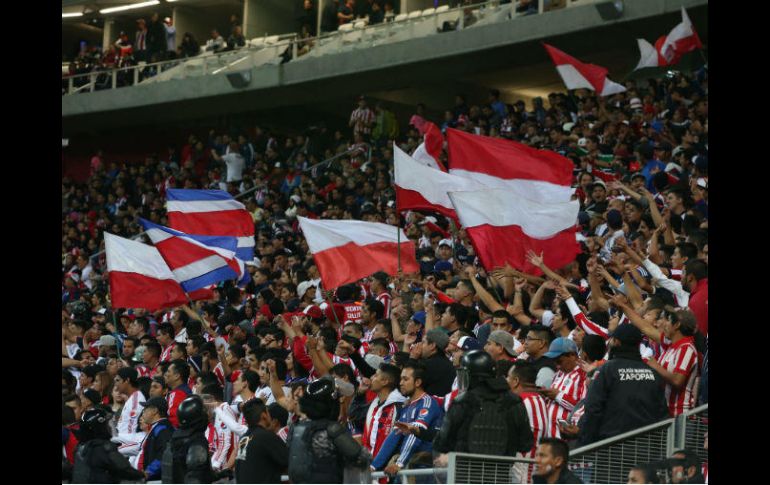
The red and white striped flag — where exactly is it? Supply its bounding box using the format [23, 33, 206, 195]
[446, 128, 575, 204]
[394, 144, 483, 222]
[448, 189, 580, 274]
[635, 7, 703, 70]
[543, 43, 626, 97]
[297, 217, 419, 290]
[411, 121, 446, 171]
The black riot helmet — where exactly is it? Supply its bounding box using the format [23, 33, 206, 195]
[458, 350, 497, 392]
[298, 376, 338, 420]
[177, 395, 208, 431]
[79, 407, 112, 441]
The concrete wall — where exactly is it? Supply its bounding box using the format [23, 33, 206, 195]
[243, 0, 298, 39]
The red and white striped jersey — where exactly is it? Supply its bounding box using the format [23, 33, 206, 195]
[517, 392, 553, 483]
[137, 364, 161, 379]
[657, 336, 699, 417]
[277, 426, 289, 443]
[117, 390, 146, 435]
[702, 462, 708, 484]
[210, 403, 238, 471]
[160, 344, 173, 363]
[214, 362, 226, 387]
[546, 367, 588, 438]
[670, 268, 683, 281]
[205, 423, 216, 453]
[363, 389, 405, 457]
[566, 298, 608, 339]
[343, 303, 363, 323]
[376, 291, 392, 319]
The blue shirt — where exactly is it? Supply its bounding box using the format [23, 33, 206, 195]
[372, 393, 444, 469]
[641, 159, 666, 190]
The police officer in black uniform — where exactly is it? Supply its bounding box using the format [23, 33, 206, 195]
[71, 408, 145, 483]
[161, 395, 213, 483]
[434, 350, 533, 461]
[577, 324, 669, 446]
[287, 376, 370, 483]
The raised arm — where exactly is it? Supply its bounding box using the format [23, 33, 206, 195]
[556, 283, 608, 340]
[266, 359, 294, 411]
[509, 277, 534, 327]
[609, 294, 660, 343]
[424, 294, 439, 332]
[621, 269, 644, 311]
[640, 188, 663, 228]
[464, 266, 504, 312]
[526, 250, 579, 289]
[647, 224, 665, 265]
[529, 280, 556, 320]
[608, 180, 642, 201]
[586, 257, 610, 312]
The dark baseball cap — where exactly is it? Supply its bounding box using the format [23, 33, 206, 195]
[141, 397, 169, 416]
[610, 324, 642, 346]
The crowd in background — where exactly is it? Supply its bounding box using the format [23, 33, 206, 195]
[62, 65, 708, 483]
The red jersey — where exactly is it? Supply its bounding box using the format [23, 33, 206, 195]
[160, 344, 173, 363]
[376, 291, 392, 319]
[167, 387, 190, 428]
[363, 389, 405, 458]
[657, 335, 699, 417]
[137, 364, 161, 379]
[546, 367, 588, 438]
[518, 392, 553, 483]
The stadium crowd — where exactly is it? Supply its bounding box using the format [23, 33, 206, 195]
[62, 65, 708, 483]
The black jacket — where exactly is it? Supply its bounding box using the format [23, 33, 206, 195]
[234, 425, 289, 484]
[577, 352, 669, 446]
[421, 351, 456, 397]
[533, 467, 583, 484]
[433, 377, 532, 456]
[72, 439, 145, 483]
[142, 418, 173, 480]
[162, 427, 212, 484]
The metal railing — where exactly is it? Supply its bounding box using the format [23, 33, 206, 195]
[679, 404, 708, 464]
[567, 418, 676, 484]
[445, 404, 708, 484]
[62, 0, 595, 96]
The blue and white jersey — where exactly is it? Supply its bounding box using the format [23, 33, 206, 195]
[371, 393, 444, 469]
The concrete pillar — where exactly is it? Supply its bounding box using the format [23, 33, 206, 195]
[173, 6, 210, 50]
[401, 0, 435, 14]
[243, 0, 296, 39]
[102, 20, 116, 52]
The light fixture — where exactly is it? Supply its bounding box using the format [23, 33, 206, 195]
[62, 12, 84, 18]
[100, 1, 161, 14]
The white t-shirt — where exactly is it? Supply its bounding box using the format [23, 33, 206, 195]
[223, 153, 245, 182]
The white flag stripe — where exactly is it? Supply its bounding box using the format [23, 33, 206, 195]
[171, 255, 229, 282]
[448, 169, 575, 203]
[635, 38, 659, 69]
[411, 142, 442, 170]
[394, 145, 483, 209]
[662, 7, 697, 55]
[237, 236, 256, 248]
[145, 228, 237, 261]
[554, 64, 596, 91]
[600, 79, 628, 96]
[105, 233, 176, 280]
[298, 217, 408, 253]
[448, 189, 579, 238]
[166, 199, 246, 214]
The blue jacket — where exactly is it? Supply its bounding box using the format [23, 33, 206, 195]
[372, 393, 443, 469]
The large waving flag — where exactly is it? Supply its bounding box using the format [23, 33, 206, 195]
[297, 216, 419, 290]
[543, 43, 626, 97]
[411, 121, 447, 171]
[105, 233, 190, 311]
[139, 219, 243, 293]
[394, 144, 483, 222]
[166, 189, 255, 262]
[446, 128, 575, 204]
[635, 7, 703, 70]
[448, 189, 580, 274]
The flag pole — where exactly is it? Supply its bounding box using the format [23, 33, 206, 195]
[325, 290, 342, 329]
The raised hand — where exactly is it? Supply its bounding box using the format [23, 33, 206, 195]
[526, 250, 544, 268]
